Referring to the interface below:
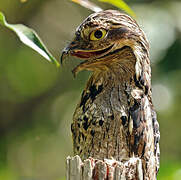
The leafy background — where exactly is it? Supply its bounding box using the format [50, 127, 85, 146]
[0, 0, 181, 179]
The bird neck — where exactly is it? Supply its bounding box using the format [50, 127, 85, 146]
[88, 47, 137, 89]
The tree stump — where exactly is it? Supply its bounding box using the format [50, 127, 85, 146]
[66, 155, 144, 180]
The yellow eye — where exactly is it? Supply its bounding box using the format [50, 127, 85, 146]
[90, 29, 107, 41]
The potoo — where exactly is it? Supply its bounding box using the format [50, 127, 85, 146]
[61, 10, 160, 179]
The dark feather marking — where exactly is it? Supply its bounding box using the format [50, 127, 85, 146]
[83, 116, 88, 121]
[80, 91, 89, 112]
[133, 128, 144, 155]
[135, 73, 149, 95]
[99, 120, 104, 126]
[133, 134, 140, 153]
[97, 46, 130, 60]
[80, 85, 103, 112]
[121, 116, 127, 126]
[129, 99, 146, 155]
[129, 100, 141, 129]
[134, 74, 143, 89]
[108, 27, 129, 37]
[77, 123, 80, 128]
[82, 133, 86, 140]
[83, 116, 89, 130]
[90, 130, 95, 136]
[145, 85, 148, 95]
[140, 75, 145, 86]
[89, 84, 103, 101]
[83, 121, 88, 131]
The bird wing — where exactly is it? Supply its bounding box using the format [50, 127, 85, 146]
[129, 94, 160, 174]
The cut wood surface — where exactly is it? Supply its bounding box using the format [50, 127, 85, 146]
[66, 155, 143, 180]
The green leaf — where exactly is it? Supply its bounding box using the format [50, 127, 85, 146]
[70, 0, 135, 18]
[0, 12, 60, 67]
[71, 0, 103, 12]
[98, 0, 136, 18]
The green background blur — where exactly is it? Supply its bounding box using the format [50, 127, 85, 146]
[0, 0, 181, 179]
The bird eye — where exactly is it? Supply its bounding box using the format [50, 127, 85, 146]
[90, 29, 107, 41]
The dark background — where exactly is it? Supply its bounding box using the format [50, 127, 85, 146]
[0, 0, 181, 179]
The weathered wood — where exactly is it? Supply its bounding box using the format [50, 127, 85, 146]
[66, 155, 143, 180]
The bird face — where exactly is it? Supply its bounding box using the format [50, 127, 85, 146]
[61, 10, 148, 76]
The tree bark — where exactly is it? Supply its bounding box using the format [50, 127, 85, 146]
[66, 155, 144, 180]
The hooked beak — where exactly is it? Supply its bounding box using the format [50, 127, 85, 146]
[60, 46, 72, 65]
[60, 41, 85, 77]
[60, 41, 115, 77]
[60, 40, 79, 65]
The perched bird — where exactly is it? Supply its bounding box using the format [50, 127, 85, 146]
[61, 10, 160, 179]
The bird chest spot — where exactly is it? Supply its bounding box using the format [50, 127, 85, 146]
[83, 123, 88, 130]
[90, 130, 95, 136]
[83, 116, 90, 131]
[121, 116, 127, 126]
[99, 120, 104, 126]
[83, 116, 88, 121]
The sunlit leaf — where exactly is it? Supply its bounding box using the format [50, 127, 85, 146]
[71, 0, 135, 18]
[0, 12, 60, 67]
[71, 0, 103, 12]
[98, 0, 136, 17]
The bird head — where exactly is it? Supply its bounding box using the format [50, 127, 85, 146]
[61, 10, 149, 78]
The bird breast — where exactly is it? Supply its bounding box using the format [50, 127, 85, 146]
[72, 71, 137, 160]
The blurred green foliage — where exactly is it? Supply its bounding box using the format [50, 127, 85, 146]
[0, 0, 181, 180]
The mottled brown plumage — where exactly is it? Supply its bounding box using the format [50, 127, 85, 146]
[61, 10, 160, 179]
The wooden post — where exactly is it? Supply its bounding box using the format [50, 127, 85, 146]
[66, 155, 144, 180]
